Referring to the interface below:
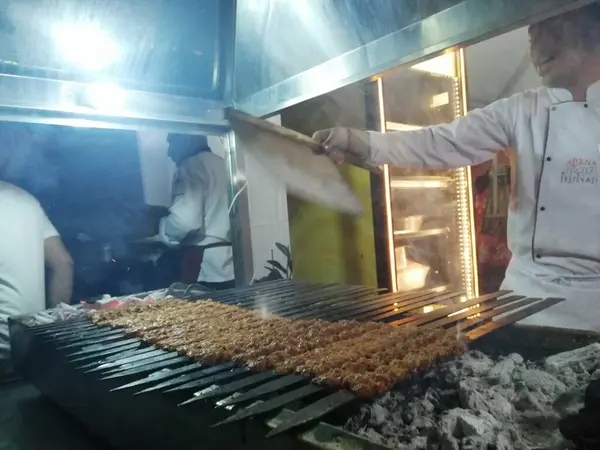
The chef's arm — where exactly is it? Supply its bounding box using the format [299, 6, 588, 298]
[367, 98, 515, 168]
[160, 182, 205, 245]
[44, 236, 73, 307]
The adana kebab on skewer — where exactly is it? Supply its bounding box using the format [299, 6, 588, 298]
[90, 299, 465, 397]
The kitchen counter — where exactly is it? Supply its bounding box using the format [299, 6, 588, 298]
[0, 381, 110, 450]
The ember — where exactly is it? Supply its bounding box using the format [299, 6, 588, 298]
[346, 344, 600, 450]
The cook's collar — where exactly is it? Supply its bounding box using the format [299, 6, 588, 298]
[549, 79, 600, 104]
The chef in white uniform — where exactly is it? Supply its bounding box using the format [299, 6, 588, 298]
[159, 134, 235, 290]
[0, 123, 73, 378]
[313, 3, 600, 331]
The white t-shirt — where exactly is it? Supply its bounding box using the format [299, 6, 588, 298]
[0, 182, 58, 361]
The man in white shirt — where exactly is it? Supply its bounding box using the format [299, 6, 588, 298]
[0, 124, 73, 377]
[159, 134, 234, 290]
[313, 3, 600, 331]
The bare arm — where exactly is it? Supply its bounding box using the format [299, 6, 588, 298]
[44, 236, 73, 307]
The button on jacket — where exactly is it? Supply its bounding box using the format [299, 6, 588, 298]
[367, 81, 600, 331]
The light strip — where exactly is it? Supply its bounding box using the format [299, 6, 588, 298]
[390, 179, 449, 189]
[458, 48, 479, 298]
[377, 77, 398, 292]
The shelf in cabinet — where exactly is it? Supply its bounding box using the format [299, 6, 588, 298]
[390, 176, 452, 189]
[393, 228, 448, 240]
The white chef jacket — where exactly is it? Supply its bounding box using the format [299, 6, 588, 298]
[159, 151, 234, 283]
[368, 80, 600, 331]
[0, 182, 58, 362]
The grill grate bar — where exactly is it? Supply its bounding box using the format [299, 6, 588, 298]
[77, 346, 157, 369]
[110, 363, 203, 392]
[235, 286, 375, 315]
[465, 297, 564, 341]
[457, 297, 542, 332]
[57, 333, 127, 350]
[365, 291, 463, 323]
[217, 374, 307, 407]
[66, 338, 140, 358]
[31, 318, 88, 333]
[280, 290, 383, 319]
[69, 343, 142, 363]
[181, 371, 279, 404]
[171, 368, 250, 395]
[133, 363, 236, 394]
[391, 291, 509, 327]
[100, 355, 188, 380]
[419, 295, 527, 330]
[212, 384, 324, 427]
[86, 349, 169, 373]
[314, 289, 443, 322]
[265, 390, 357, 438]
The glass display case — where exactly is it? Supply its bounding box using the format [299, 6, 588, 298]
[372, 51, 478, 301]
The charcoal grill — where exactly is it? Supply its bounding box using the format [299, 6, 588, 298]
[9, 280, 565, 450]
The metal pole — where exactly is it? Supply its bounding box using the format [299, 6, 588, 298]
[224, 130, 254, 286]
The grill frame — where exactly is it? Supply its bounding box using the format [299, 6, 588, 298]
[8, 280, 579, 450]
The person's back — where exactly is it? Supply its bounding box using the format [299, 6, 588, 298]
[176, 151, 234, 283]
[0, 182, 56, 362]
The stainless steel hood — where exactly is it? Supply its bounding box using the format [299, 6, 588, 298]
[0, 0, 234, 134]
[233, 0, 594, 117]
[0, 0, 591, 131]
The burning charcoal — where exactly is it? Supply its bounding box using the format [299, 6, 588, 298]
[487, 353, 524, 385]
[407, 436, 427, 450]
[370, 404, 388, 426]
[459, 382, 514, 422]
[458, 351, 494, 377]
[453, 409, 500, 439]
[544, 343, 600, 374]
[515, 368, 567, 398]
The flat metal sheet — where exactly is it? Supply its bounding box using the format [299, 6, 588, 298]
[135, 363, 236, 394]
[231, 117, 364, 216]
[266, 390, 357, 438]
[218, 374, 306, 407]
[111, 363, 203, 392]
[100, 356, 188, 380]
[213, 384, 323, 427]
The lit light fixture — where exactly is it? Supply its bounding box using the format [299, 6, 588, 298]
[423, 306, 434, 314]
[390, 179, 450, 189]
[54, 23, 121, 71]
[86, 82, 126, 112]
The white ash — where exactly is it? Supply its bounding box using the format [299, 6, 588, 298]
[345, 343, 600, 450]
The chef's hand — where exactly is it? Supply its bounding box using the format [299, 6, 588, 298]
[312, 128, 371, 165]
[158, 217, 180, 248]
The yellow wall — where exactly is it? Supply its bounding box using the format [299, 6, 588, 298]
[281, 84, 378, 287]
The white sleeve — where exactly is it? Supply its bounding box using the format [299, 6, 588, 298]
[368, 96, 517, 168]
[159, 165, 205, 245]
[41, 209, 59, 240]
